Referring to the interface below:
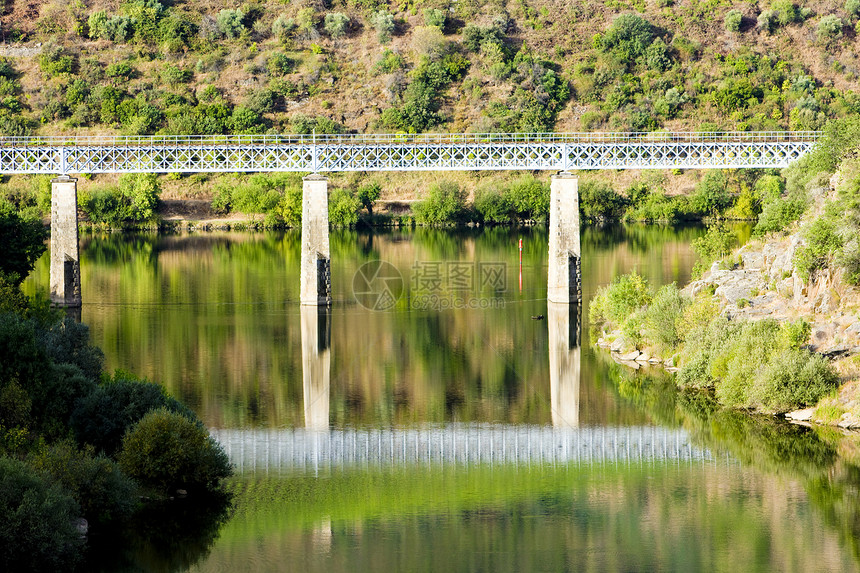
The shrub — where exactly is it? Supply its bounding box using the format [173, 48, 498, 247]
[267, 53, 293, 76]
[374, 49, 405, 74]
[216, 8, 245, 39]
[324, 12, 349, 39]
[328, 188, 360, 227]
[816, 15, 843, 43]
[589, 271, 652, 328]
[624, 191, 685, 222]
[105, 61, 134, 80]
[271, 13, 295, 41]
[38, 45, 74, 77]
[370, 11, 395, 44]
[504, 176, 549, 221]
[30, 441, 135, 525]
[747, 349, 838, 411]
[757, 10, 778, 33]
[848, 0, 860, 18]
[473, 186, 511, 224]
[229, 105, 264, 134]
[0, 457, 82, 571]
[643, 283, 687, 354]
[279, 185, 303, 227]
[160, 63, 190, 87]
[772, 0, 800, 25]
[413, 181, 468, 225]
[725, 9, 743, 32]
[600, 14, 655, 66]
[424, 8, 446, 28]
[690, 171, 732, 216]
[579, 180, 624, 222]
[357, 181, 381, 216]
[71, 373, 197, 455]
[794, 217, 842, 281]
[119, 408, 232, 494]
[692, 224, 736, 270]
[754, 188, 806, 235]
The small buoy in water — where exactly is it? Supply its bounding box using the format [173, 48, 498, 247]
[531, 315, 544, 320]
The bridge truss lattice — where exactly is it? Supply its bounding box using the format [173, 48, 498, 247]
[0, 132, 818, 174]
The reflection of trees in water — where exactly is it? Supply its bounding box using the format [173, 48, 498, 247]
[25, 225, 713, 428]
[85, 491, 233, 573]
[604, 356, 860, 566]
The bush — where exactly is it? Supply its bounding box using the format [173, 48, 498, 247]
[589, 271, 652, 328]
[848, 0, 860, 18]
[816, 15, 843, 43]
[370, 11, 395, 44]
[725, 9, 743, 32]
[794, 217, 842, 281]
[413, 181, 468, 225]
[579, 180, 624, 222]
[624, 191, 685, 222]
[328, 188, 360, 227]
[748, 349, 838, 412]
[38, 45, 74, 77]
[473, 186, 511, 224]
[119, 408, 232, 494]
[691, 223, 736, 269]
[71, 374, 197, 456]
[758, 10, 778, 33]
[267, 53, 293, 77]
[600, 14, 655, 67]
[690, 171, 732, 216]
[324, 12, 349, 39]
[357, 181, 381, 216]
[279, 185, 303, 227]
[754, 188, 806, 235]
[424, 8, 446, 28]
[504, 176, 549, 221]
[216, 8, 245, 39]
[30, 441, 135, 526]
[643, 283, 687, 354]
[776, 0, 802, 25]
[0, 457, 82, 571]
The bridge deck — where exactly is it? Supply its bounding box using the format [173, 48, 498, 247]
[0, 131, 818, 174]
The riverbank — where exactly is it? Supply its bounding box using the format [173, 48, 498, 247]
[594, 171, 860, 428]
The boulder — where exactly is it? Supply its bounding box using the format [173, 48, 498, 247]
[617, 350, 641, 362]
[785, 407, 815, 422]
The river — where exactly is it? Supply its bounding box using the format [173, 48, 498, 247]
[24, 224, 860, 572]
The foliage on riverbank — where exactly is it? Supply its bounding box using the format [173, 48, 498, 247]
[590, 272, 838, 413]
[0, 208, 232, 571]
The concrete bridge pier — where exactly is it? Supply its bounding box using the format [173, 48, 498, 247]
[548, 302, 581, 428]
[300, 175, 332, 306]
[301, 305, 331, 431]
[49, 175, 82, 307]
[547, 173, 581, 304]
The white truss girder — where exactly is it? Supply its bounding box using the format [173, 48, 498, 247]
[0, 132, 818, 174]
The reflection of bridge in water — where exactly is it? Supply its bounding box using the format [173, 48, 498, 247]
[210, 426, 712, 473]
[210, 301, 712, 473]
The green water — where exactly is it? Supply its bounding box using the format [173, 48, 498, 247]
[23, 223, 860, 572]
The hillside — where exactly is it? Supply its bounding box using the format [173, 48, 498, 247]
[0, 0, 859, 218]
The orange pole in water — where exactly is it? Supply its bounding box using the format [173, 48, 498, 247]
[518, 238, 523, 293]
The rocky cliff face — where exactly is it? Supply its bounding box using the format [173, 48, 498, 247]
[686, 180, 860, 360]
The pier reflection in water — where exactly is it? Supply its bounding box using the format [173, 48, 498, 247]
[548, 302, 581, 429]
[301, 306, 331, 431]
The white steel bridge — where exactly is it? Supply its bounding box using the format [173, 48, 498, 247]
[0, 131, 818, 174]
[210, 425, 713, 474]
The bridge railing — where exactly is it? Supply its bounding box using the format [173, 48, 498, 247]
[0, 131, 821, 147]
